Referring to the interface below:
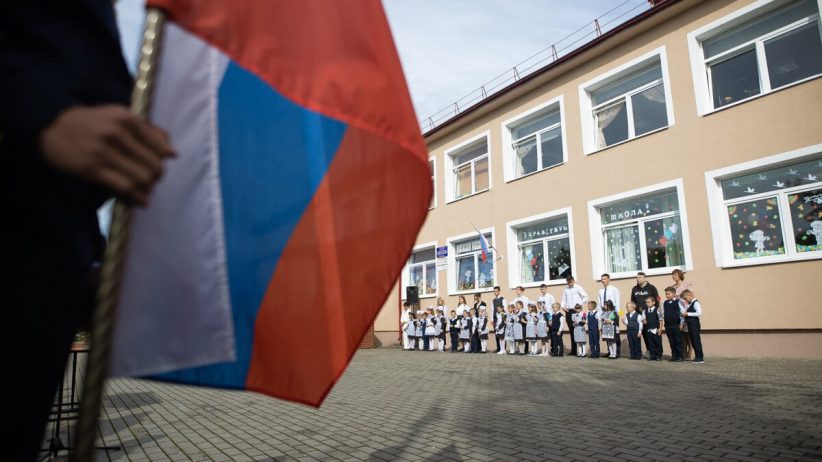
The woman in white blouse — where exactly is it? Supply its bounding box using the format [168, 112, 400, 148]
[671, 269, 693, 359]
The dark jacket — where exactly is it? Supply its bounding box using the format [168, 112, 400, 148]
[0, 0, 133, 273]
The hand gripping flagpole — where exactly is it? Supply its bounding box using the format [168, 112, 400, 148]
[72, 9, 167, 461]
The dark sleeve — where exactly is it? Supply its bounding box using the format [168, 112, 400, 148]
[0, 49, 76, 152]
[0, 1, 130, 152]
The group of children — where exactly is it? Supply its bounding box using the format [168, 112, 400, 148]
[401, 283, 705, 364]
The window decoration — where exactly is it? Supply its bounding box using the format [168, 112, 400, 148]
[409, 248, 437, 295]
[599, 191, 685, 273]
[515, 215, 572, 284]
[455, 235, 495, 291]
[720, 156, 822, 260]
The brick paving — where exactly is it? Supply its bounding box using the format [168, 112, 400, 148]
[45, 349, 822, 461]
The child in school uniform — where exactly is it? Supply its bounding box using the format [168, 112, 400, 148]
[401, 301, 412, 350]
[661, 287, 684, 361]
[436, 308, 447, 352]
[424, 307, 437, 351]
[504, 304, 516, 354]
[459, 309, 471, 352]
[585, 301, 601, 359]
[526, 303, 539, 356]
[415, 310, 425, 351]
[537, 302, 550, 357]
[514, 301, 526, 355]
[601, 300, 618, 359]
[448, 310, 460, 352]
[643, 296, 663, 361]
[623, 302, 644, 360]
[404, 311, 416, 351]
[495, 305, 507, 354]
[680, 290, 705, 364]
[572, 304, 587, 358]
[477, 309, 489, 353]
[550, 302, 566, 356]
[470, 308, 481, 353]
[421, 309, 430, 351]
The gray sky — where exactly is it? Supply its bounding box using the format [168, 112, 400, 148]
[115, 0, 650, 125]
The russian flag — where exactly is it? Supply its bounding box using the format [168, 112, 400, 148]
[110, 0, 430, 406]
[474, 225, 490, 263]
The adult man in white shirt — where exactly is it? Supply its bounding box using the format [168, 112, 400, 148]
[597, 274, 619, 313]
[597, 273, 621, 357]
[560, 275, 589, 310]
[560, 275, 588, 356]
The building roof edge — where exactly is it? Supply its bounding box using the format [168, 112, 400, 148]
[423, 0, 685, 142]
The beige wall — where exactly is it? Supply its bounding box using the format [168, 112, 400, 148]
[374, 0, 822, 355]
[374, 284, 401, 336]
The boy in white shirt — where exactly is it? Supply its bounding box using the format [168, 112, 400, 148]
[681, 290, 705, 364]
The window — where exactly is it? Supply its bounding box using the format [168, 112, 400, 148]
[502, 99, 566, 181]
[588, 180, 692, 279]
[429, 156, 436, 209]
[579, 48, 673, 154]
[689, 0, 822, 113]
[706, 147, 822, 267]
[444, 133, 491, 202]
[506, 209, 575, 287]
[592, 63, 668, 148]
[453, 234, 495, 292]
[405, 246, 437, 297]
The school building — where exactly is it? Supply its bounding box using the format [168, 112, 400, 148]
[369, 0, 822, 358]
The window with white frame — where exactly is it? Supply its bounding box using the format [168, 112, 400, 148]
[717, 155, 821, 261]
[449, 137, 489, 200]
[454, 235, 495, 291]
[596, 189, 686, 275]
[586, 57, 670, 150]
[507, 104, 564, 179]
[514, 215, 573, 284]
[408, 247, 437, 297]
[429, 157, 436, 209]
[696, 0, 822, 110]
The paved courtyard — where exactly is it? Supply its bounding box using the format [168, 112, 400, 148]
[46, 349, 822, 461]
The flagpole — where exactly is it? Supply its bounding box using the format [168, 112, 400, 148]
[72, 9, 167, 461]
[470, 221, 504, 261]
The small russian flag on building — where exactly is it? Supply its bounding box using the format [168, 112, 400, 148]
[473, 224, 491, 263]
[110, 0, 430, 407]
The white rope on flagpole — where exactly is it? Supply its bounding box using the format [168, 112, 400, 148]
[71, 8, 167, 461]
